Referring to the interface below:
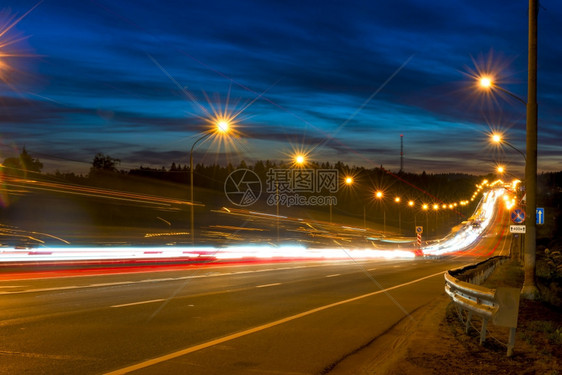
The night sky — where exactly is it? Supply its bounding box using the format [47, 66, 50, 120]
[1, 0, 561, 175]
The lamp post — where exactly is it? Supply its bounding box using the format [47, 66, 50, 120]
[432, 204, 439, 236]
[344, 176, 369, 229]
[189, 121, 230, 244]
[394, 196, 401, 234]
[375, 191, 385, 235]
[523, 0, 539, 299]
[408, 200, 416, 228]
[476, 0, 539, 299]
[422, 204, 429, 236]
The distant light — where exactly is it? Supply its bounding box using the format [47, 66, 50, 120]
[375, 191, 383, 199]
[295, 155, 305, 165]
[345, 176, 353, 185]
[497, 166, 505, 173]
[394, 197, 401, 203]
[492, 134, 502, 144]
[408, 200, 414, 207]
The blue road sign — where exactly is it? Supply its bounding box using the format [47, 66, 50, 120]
[511, 208, 526, 224]
[536, 208, 545, 225]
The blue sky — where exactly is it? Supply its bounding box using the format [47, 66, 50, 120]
[1, 0, 561, 175]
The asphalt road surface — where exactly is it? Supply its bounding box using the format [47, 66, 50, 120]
[0, 206, 510, 374]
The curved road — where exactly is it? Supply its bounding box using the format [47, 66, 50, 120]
[0, 203, 511, 374]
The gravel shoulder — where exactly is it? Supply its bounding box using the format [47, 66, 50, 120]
[328, 261, 561, 375]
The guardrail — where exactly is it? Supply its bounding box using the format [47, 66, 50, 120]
[444, 256, 520, 356]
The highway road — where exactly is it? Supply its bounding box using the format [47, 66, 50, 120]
[0, 201, 511, 375]
[0, 185, 511, 374]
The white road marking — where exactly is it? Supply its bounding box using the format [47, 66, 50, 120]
[103, 270, 446, 375]
[326, 274, 340, 278]
[256, 283, 281, 288]
[110, 299, 166, 308]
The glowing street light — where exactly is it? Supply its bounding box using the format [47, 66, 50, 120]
[217, 120, 230, 133]
[294, 154, 305, 166]
[479, 76, 493, 89]
[345, 176, 353, 185]
[190, 119, 232, 244]
[490, 132, 526, 161]
[477, 75, 527, 106]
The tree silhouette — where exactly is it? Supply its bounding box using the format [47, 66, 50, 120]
[3, 147, 43, 173]
[90, 153, 120, 176]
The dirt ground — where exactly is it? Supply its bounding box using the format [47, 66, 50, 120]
[328, 262, 562, 375]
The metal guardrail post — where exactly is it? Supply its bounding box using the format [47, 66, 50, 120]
[444, 256, 520, 357]
[480, 318, 488, 345]
[507, 327, 516, 357]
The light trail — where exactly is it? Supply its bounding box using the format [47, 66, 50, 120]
[0, 188, 506, 264]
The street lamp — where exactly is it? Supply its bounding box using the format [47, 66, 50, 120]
[422, 204, 429, 236]
[408, 200, 416, 228]
[394, 196, 401, 234]
[343, 176, 369, 228]
[478, 75, 527, 106]
[190, 121, 231, 244]
[375, 191, 385, 235]
[491, 133, 526, 162]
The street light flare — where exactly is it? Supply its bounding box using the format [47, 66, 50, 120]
[479, 76, 493, 89]
[344, 176, 353, 185]
[0, 2, 41, 85]
[375, 191, 383, 199]
[491, 133, 502, 144]
[216, 120, 230, 133]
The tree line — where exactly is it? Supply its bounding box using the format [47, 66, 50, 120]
[3, 148, 562, 215]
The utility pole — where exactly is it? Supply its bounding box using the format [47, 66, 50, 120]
[522, 0, 539, 299]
